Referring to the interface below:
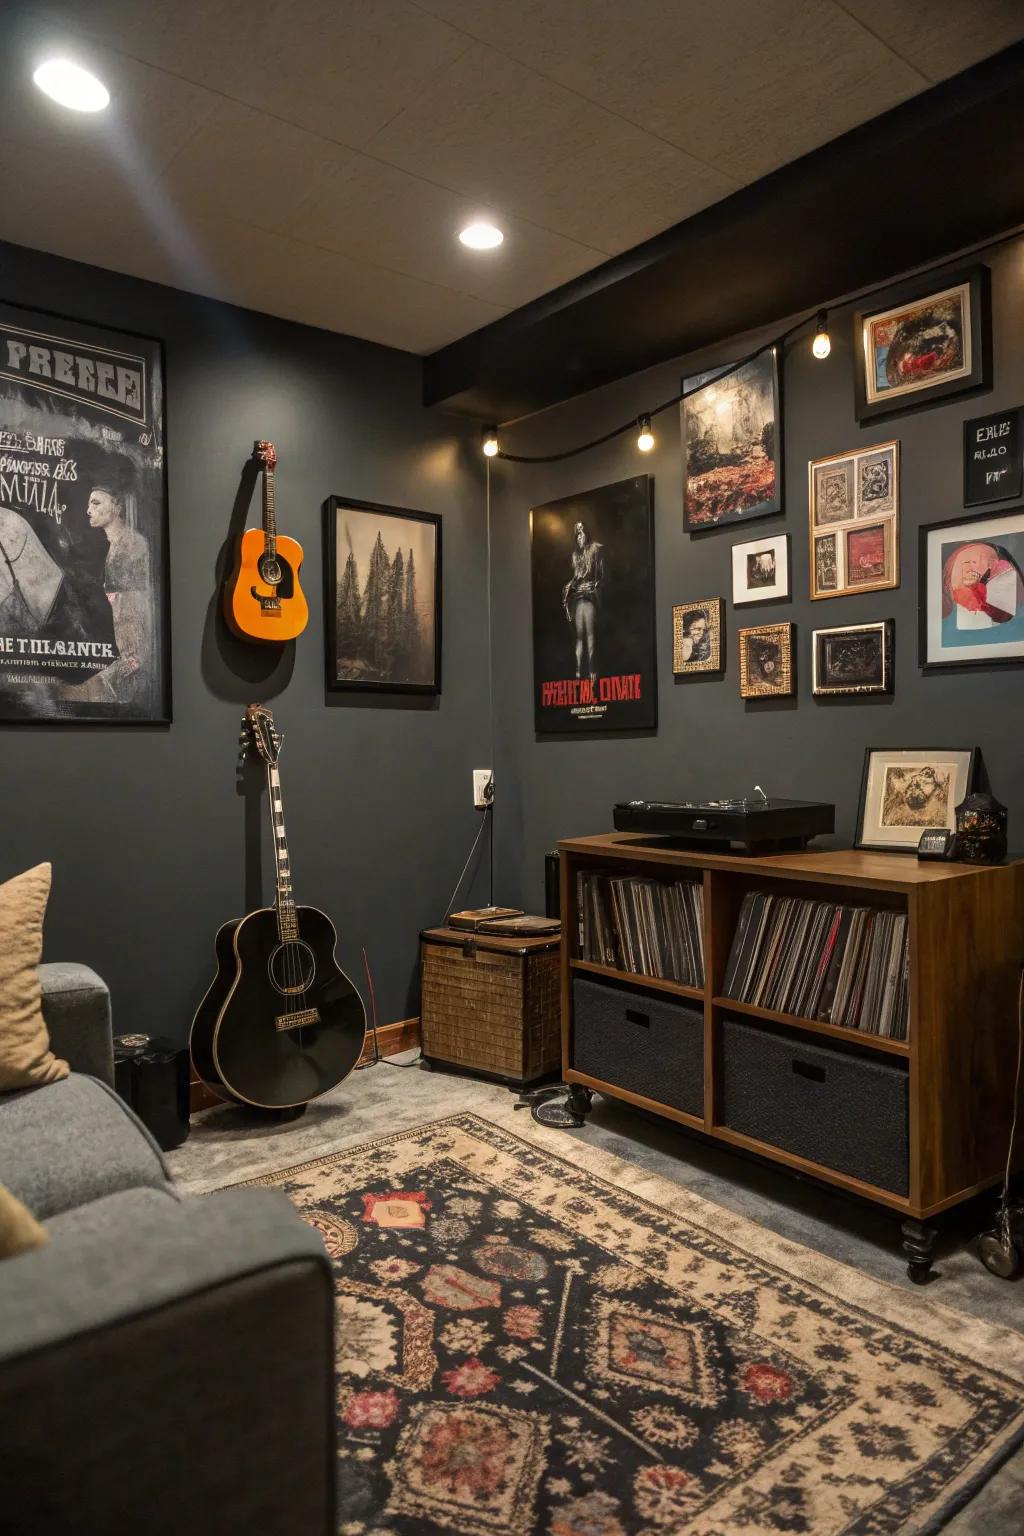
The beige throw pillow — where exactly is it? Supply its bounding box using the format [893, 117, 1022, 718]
[0, 1182, 48, 1259]
[0, 863, 69, 1091]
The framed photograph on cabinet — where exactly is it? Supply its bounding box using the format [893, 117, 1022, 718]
[812, 619, 893, 696]
[531, 475, 657, 733]
[919, 507, 1024, 669]
[809, 440, 899, 598]
[732, 532, 788, 605]
[681, 348, 781, 530]
[0, 302, 170, 724]
[963, 407, 1023, 507]
[853, 266, 990, 424]
[738, 621, 794, 698]
[323, 496, 441, 694]
[672, 598, 723, 675]
[855, 747, 976, 852]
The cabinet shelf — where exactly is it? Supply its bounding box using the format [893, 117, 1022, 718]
[570, 958, 703, 1003]
[712, 995, 910, 1057]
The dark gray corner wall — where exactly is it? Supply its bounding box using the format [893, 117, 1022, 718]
[0, 241, 489, 1042]
[490, 235, 1024, 913]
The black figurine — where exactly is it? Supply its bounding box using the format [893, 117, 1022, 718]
[954, 791, 1008, 864]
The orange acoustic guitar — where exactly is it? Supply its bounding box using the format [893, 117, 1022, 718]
[225, 439, 309, 642]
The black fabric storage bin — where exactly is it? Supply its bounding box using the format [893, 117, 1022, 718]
[572, 975, 704, 1117]
[720, 1018, 909, 1195]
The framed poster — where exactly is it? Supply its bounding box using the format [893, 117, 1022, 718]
[0, 303, 169, 723]
[531, 475, 656, 733]
[919, 507, 1024, 669]
[855, 747, 976, 852]
[323, 496, 441, 694]
[853, 267, 990, 424]
[672, 597, 723, 675]
[737, 621, 794, 698]
[812, 620, 893, 696]
[681, 348, 781, 530]
[731, 532, 789, 604]
[963, 407, 1022, 507]
[809, 440, 899, 599]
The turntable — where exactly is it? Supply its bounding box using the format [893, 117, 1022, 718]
[613, 787, 834, 853]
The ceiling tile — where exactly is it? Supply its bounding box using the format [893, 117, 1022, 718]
[836, 1, 1024, 82]
[28, 0, 471, 150]
[364, 41, 736, 250]
[287, 154, 606, 309]
[414, 1, 927, 182]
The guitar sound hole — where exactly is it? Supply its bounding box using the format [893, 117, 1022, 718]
[259, 555, 282, 586]
[269, 941, 316, 995]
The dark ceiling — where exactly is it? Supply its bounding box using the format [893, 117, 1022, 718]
[423, 42, 1024, 423]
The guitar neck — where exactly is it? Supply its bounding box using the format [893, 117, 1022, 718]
[262, 464, 277, 559]
[267, 762, 297, 940]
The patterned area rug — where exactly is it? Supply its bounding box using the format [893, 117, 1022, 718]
[240, 1113, 1024, 1535]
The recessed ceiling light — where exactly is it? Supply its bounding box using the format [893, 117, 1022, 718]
[33, 59, 110, 113]
[459, 222, 504, 251]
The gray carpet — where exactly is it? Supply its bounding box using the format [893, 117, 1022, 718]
[170, 1056, 1024, 1534]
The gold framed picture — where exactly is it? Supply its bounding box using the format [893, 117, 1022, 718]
[672, 598, 723, 675]
[809, 440, 900, 599]
[738, 622, 794, 698]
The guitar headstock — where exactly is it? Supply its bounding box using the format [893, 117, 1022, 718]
[253, 439, 277, 472]
[239, 703, 282, 767]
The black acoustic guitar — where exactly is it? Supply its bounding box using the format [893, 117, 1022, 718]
[190, 704, 365, 1112]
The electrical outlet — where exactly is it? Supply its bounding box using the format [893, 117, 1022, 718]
[473, 769, 494, 809]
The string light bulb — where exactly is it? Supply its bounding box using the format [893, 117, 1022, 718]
[812, 310, 831, 360]
[481, 425, 499, 458]
[636, 414, 655, 453]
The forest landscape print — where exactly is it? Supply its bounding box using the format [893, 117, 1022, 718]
[324, 497, 441, 693]
[682, 348, 781, 529]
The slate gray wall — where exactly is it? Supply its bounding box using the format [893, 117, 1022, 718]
[490, 235, 1024, 912]
[0, 241, 489, 1043]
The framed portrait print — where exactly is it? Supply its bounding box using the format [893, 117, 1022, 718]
[920, 507, 1024, 669]
[673, 598, 723, 675]
[853, 266, 991, 424]
[323, 496, 441, 694]
[681, 348, 781, 530]
[809, 441, 899, 599]
[812, 620, 893, 696]
[531, 476, 657, 733]
[0, 302, 170, 724]
[963, 407, 1023, 507]
[855, 747, 976, 852]
[738, 621, 794, 698]
[732, 533, 788, 605]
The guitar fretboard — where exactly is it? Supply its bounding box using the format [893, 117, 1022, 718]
[263, 468, 277, 558]
[268, 762, 297, 940]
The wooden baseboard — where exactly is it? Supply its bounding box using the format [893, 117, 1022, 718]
[189, 1017, 421, 1112]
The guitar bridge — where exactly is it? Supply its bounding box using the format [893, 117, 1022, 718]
[275, 1007, 320, 1032]
[251, 587, 282, 612]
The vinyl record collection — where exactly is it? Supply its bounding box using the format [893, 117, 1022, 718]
[577, 871, 705, 986]
[722, 892, 909, 1040]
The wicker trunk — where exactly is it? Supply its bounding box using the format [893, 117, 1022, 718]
[420, 927, 561, 1087]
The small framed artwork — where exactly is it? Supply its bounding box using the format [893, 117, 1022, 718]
[963, 407, 1022, 507]
[855, 747, 976, 852]
[853, 266, 991, 424]
[809, 441, 899, 599]
[920, 507, 1024, 669]
[731, 533, 789, 605]
[738, 622, 794, 698]
[812, 620, 893, 696]
[681, 348, 782, 530]
[323, 495, 441, 694]
[672, 598, 723, 675]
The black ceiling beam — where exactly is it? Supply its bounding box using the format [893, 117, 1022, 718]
[423, 42, 1024, 422]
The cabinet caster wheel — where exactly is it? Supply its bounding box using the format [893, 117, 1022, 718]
[978, 1232, 1020, 1279]
[901, 1219, 937, 1286]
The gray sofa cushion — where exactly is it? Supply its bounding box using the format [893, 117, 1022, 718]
[0, 1073, 168, 1220]
[39, 962, 114, 1086]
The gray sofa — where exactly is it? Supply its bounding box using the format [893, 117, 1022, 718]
[0, 965, 336, 1536]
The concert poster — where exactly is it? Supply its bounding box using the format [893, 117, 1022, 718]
[0, 303, 169, 723]
[530, 475, 657, 734]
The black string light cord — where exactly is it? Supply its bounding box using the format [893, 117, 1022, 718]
[488, 221, 1024, 466]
